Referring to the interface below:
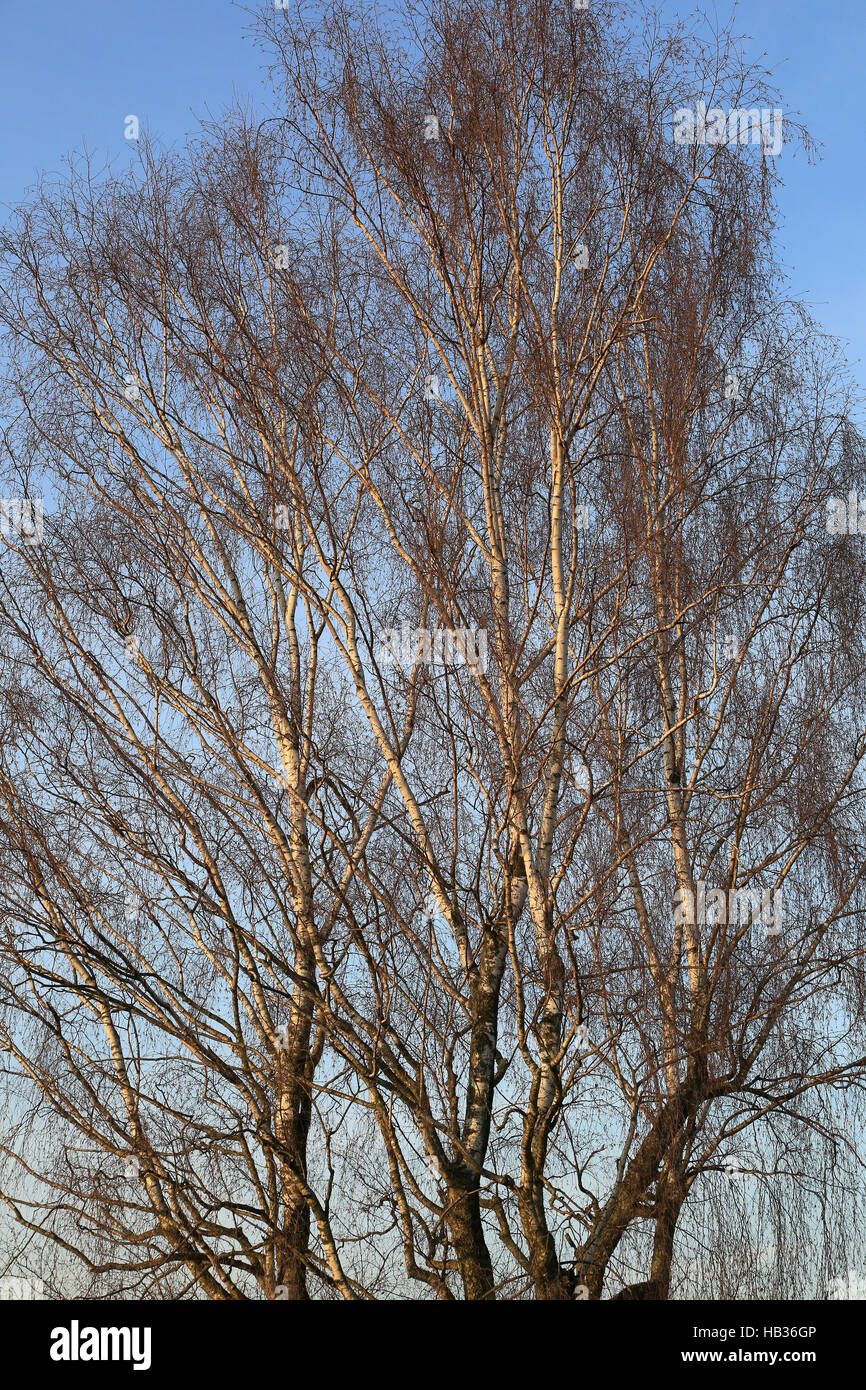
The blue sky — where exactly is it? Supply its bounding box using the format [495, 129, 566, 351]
[0, 0, 863, 385]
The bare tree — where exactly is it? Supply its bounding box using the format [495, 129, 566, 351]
[0, 0, 864, 1300]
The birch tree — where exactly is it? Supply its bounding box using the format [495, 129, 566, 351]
[0, 0, 864, 1300]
